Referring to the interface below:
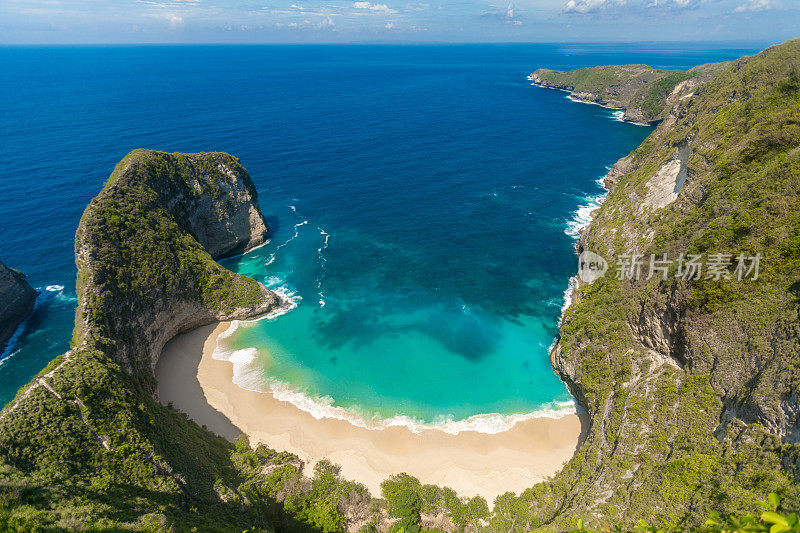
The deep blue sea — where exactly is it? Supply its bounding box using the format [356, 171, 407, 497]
[0, 43, 765, 427]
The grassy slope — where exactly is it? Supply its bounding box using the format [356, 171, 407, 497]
[531, 63, 725, 122]
[0, 150, 370, 532]
[489, 39, 800, 530]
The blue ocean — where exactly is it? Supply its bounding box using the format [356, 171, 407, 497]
[0, 43, 764, 427]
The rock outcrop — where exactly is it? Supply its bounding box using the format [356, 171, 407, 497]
[73, 149, 280, 373]
[0, 261, 37, 351]
[0, 149, 296, 530]
[532, 38, 800, 528]
[529, 62, 728, 124]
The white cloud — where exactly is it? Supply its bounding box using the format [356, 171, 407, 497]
[734, 0, 771, 12]
[482, 1, 522, 22]
[352, 1, 398, 13]
[644, 0, 705, 9]
[385, 21, 395, 28]
[146, 11, 184, 28]
[563, 0, 626, 13]
[166, 14, 183, 27]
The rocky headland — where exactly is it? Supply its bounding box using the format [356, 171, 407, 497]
[529, 61, 727, 124]
[0, 261, 37, 351]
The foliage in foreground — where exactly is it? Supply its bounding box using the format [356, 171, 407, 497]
[570, 494, 800, 533]
[2, 41, 800, 533]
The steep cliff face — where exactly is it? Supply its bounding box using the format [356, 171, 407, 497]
[0, 261, 37, 351]
[525, 38, 800, 528]
[530, 62, 727, 124]
[74, 150, 279, 373]
[0, 150, 296, 531]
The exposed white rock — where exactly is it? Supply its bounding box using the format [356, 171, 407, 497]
[643, 144, 690, 210]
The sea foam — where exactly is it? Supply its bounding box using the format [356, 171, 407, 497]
[212, 312, 579, 435]
[0, 284, 64, 367]
[214, 329, 579, 435]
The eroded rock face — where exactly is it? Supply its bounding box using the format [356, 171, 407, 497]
[0, 261, 36, 350]
[112, 150, 271, 259]
[545, 39, 800, 526]
[643, 143, 691, 210]
[74, 149, 282, 373]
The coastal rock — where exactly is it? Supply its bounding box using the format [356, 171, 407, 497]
[0, 261, 37, 351]
[72, 150, 281, 373]
[529, 62, 728, 124]
[642, 142, 690, 210]
[543, 38, 800, 527]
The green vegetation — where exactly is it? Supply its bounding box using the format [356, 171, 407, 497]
[2, 39, 800, 531]
[521, 38, 800, 529]
[569, 493, 800, 533]
[532, 62, 724, 122]
[378, 474, 489, 533]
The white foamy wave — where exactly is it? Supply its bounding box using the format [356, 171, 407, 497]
[264, 285, 301, 320]
[566, 94, 622, 111]
[264, 275, 284, 287]
[275, 220, 308, 251]
[240, 374, 578, 435]
[559, 276, 578, 323]
[223, 239, 272, 261]
[245, 240, 270, 254]
[0, 284, 65, 366]
[564, 193, 606, 238]
[211, 338, 268, 392]
[611, 110, 625, 122]
[257, 276, 302, 321]
[211, 323, 579, 436]
[596, 167, 612, 189]
[316, 227, 329, 308]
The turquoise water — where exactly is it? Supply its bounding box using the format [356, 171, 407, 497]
[0, 44, 762, 420]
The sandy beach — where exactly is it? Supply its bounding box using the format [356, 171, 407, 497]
[155, 322, 588, 502]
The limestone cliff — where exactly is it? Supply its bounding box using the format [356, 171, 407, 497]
[522, 38, 800, 528]
[0, 150, 295, 531]
[530, 62, 727, 124]
[72, 149, 279, 373]
[0, 261, 36, 351]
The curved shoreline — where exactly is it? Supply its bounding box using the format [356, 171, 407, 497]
[155, 322, 588, 501]
[212, 320, 579, 436]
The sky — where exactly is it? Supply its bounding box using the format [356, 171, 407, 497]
[0, 0, 797, 44]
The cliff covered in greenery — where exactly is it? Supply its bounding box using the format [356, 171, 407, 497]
[0, 150, 303, 530]
[530, 62, 727, 124]
[509, 38, 800, 528]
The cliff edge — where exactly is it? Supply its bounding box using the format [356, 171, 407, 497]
[518, 38, 800, 528]
[0, 150, 298, 531]
[0, 261, 36, 351]
[530, 61, 727, 124]
[73, 149, 278, 373]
